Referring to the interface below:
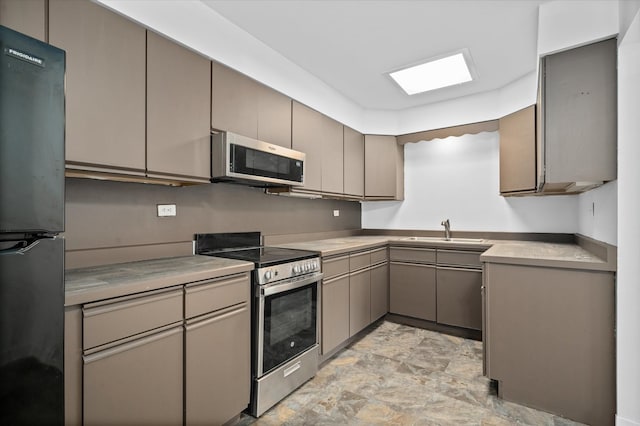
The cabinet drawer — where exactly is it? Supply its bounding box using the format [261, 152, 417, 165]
[370, 247, 388, 265]
[350, 251, 371, 271]
[185, 273, 250, 319]
[437, 250, 482, 268]
[390, 247, 436, 264]
[322, 255, 349, 280]
[83, 287, 183, 350]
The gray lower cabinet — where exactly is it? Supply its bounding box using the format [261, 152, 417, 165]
[321, 275, 350, 355]
[370, 262, 389, 322]
[484, 262, 615, 426]
[185, 304, 250, 425]
[321, 247, 389, 356]
[390, 246, 483, 331]
[184, 273, 251, 425]
[436, 267, 482, 330]
[71, 272, 251, 426]
[83, 326, 184, 425]
[389, 262, 436, 321]
[349, 268, 371, 337]
[81, 287, 184, 425]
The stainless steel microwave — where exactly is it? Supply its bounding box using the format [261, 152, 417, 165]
[211, 131, 305, 187]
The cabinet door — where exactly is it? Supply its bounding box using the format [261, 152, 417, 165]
[349, 268, 371, 337]
[50, 0, 146, 173]
[436, 267, 482, 330]
[370, 263, 389, 322]
[147, 31, 211, 181]
[83, 326, 183, 425]
[321, 116, 344, 194]
[390, 262, 436, 321]
[0, 0, 45, 41]
[499, 105, 536, 194]
[343, 126, 364, 197]
[321, 275, 350, 355]
[211, 61, 258, 139]
[257, 84, 292, 148]
[543, 38, 617, 184]
[292, 101, 323, 192]
[185, 303, 250, 425]
[485, 263, 615, 426]
[365, 135, 403, 199]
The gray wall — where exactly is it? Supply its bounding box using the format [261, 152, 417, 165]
[64, 178, 361, 268]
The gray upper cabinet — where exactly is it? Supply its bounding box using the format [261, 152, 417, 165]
[212, 62, 292, 148]
[146, 31, 211, 182]
[50, 0, 146, 174]
[292, 101, 323, 192]
[539, 38, 617, 193]
[211, 62, 259, 139]
[343, 126, 365, 198]
[257, 83, 292, 148]
[321, 116, 344, 194]
[0, 0, 46, 41]
[364, 135, 404, 200]
[499, 105, 536, 195]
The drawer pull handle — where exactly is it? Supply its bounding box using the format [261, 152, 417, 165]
[283, 362, 301, 377]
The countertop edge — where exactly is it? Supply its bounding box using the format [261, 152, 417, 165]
[65, 261, 254, 307]
[479, 253, 616, 272]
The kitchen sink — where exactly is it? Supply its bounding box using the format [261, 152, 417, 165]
[401, 236, 486, 243]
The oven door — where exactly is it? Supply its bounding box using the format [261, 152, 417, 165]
[256, 273, 321, 377]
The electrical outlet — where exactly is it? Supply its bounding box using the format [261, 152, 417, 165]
[333, 210, 340, 217]
[157, 204, 177, 217]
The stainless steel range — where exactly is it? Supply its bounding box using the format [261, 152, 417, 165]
[195, 232, 322, 417]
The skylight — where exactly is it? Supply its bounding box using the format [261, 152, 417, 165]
[389, 52, 473, 95]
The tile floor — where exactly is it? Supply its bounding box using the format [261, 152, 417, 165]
[239, 320, 585, 425]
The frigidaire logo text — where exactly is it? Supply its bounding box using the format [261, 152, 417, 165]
[5, 47, 44, 67]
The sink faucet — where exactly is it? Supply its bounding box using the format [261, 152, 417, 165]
[441, 219, 451, 241]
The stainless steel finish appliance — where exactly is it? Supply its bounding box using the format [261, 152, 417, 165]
[211, 131, 305, 187]
[195, 233, 322, 417]
[0, 25, 65, 424]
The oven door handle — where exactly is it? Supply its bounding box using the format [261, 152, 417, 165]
[260, 272, 323, 297]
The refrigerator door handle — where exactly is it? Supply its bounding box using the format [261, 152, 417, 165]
[0, 239, 40, 256]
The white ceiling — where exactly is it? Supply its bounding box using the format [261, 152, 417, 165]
[201, 0, 548, 111]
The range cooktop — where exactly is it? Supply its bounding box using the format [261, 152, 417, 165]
[195, 232, 318, 268]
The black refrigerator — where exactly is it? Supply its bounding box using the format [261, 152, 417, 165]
[0, 25, 65, 424]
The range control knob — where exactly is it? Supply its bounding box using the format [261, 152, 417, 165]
[312, 260, 319, 270]
[293, 265, 302, 274]
[264, 270, 272, 281]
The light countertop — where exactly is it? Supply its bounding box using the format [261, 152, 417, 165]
[479, 241, 613, 271]
[275, 236, 614, 272]
[65, 255, 254, 306]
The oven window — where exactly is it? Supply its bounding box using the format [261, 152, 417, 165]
[262, 283, 317, 375]
[230, 144, 303, 183]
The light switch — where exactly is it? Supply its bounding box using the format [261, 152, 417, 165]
[157, 204, 177, 217]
